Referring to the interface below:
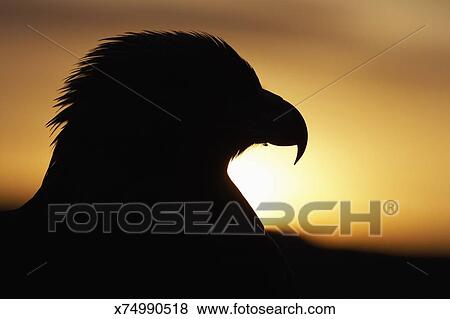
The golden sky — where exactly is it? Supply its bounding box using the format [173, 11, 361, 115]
[1, 0, 449, 255]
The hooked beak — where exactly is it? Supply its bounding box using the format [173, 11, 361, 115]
[260, 90, 308, 165]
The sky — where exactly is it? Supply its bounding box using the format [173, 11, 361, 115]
[1, 0, 449, 255]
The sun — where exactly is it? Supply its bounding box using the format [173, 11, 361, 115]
[228, 145, 278, 210]
[227, 144, 305, 209]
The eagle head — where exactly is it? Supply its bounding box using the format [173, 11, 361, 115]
[44, 31, 307, 200]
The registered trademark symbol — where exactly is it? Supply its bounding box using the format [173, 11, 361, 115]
[383, 200, 399, 215]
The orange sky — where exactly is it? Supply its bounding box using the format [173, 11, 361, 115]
[1, 0, 449, 255]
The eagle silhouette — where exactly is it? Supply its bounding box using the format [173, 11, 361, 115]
[0, 31, 308, 297]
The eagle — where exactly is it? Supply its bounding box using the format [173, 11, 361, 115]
[0, 31, 308, 297]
